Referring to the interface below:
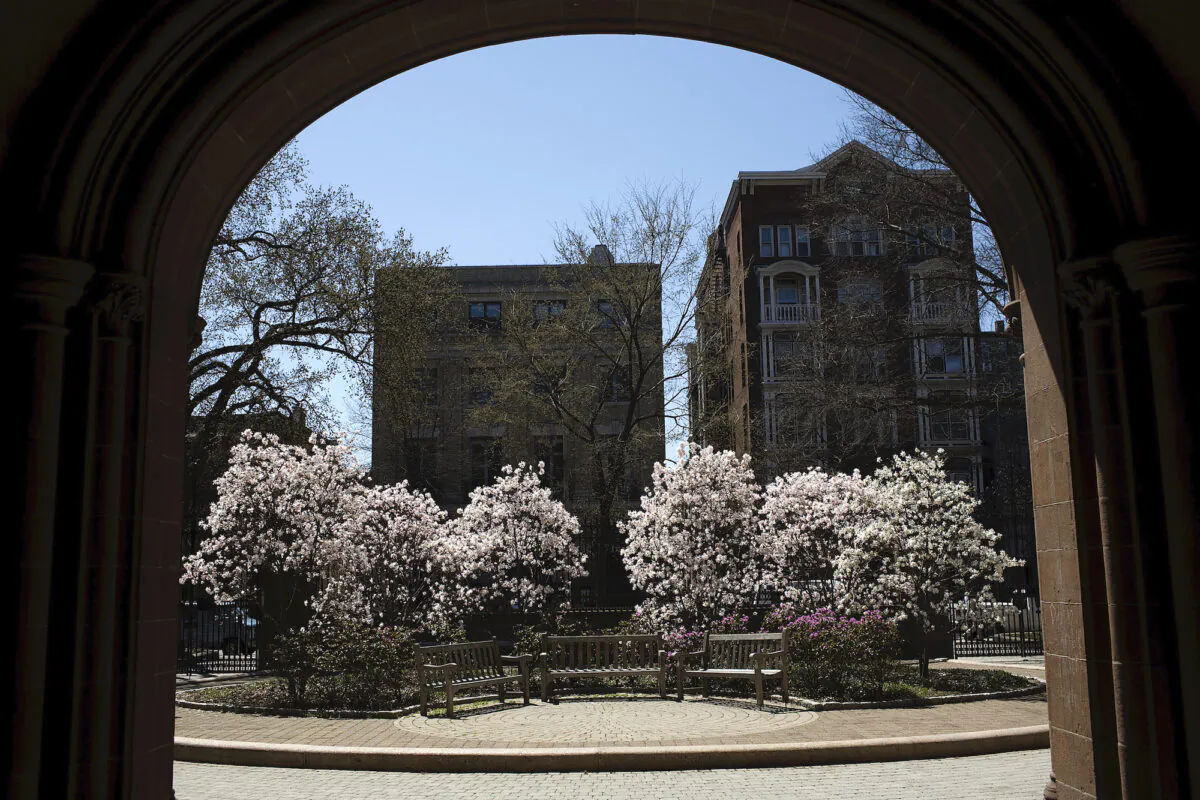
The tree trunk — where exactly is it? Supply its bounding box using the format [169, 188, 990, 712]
[919, 624, 931, 681]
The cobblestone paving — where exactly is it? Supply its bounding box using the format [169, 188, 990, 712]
[174, 749, 1052, 799]
[176, 695, 1046, 749]
[398, 699, 817, 743]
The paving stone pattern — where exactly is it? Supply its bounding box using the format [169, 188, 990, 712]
[175, 695, 1046, 750]
[174, 749, 1052, 799]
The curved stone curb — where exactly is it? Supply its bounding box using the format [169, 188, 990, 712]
[175, 725, 1049, 772]
[797, 681, 1046, 711]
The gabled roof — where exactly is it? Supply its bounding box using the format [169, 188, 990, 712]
[718, 140, 956, 230]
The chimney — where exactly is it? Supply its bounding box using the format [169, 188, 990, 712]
[588, 244, 615, 267]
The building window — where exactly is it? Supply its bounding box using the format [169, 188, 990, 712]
[905, 223, 957, 261]
[923, 337, 966, 375]
[533, 299, 566, 324]
[795, 227, 810, 258]
[596, 299, 626, 329]
[607, 364, 631, 402]
[776, 225, 793, 258]
[400, 438, 438, 496]
[832, 217, 884, 256]
[759, 226, 774, 258]
[946, 456, 976, 487]
[534, 436, 565, 494]
[775, 278, 800, 305]
[468, 301, 501, 330]
[468, 437, 503, 491]
[836, 282, 883, 305]
[923, 405, 973, 442]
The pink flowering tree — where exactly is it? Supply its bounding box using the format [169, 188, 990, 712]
[620, 444, 765, 634]
[181, 430, 367, 632]
[759, 467, 873, 612]
[437, 462, 587, 619]
[337, 481, 448, 629]
[835, 449, 1021, 678]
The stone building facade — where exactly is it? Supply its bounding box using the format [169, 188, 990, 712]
[372, 257, 665, 606]
[690, 142, 1037, 594]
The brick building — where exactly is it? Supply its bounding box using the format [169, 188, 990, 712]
[690, 142, 1036, 595]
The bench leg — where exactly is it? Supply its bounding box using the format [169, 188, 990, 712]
[754, 675, 764, 709]
[541, 671, 551, 703]
[781, 671, 789, 706]
[659, 668, 667, 699]
[522, 672, 531, 705]
[498, 682, 506, 704]
[419, 684, 428, 717]
[701, 677, 710, 698]
[446, 683, 455, 719]
[676, 663, 684, 701]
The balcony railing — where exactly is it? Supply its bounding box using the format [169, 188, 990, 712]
[911, 302, 972, 324]
[763, 302, 820, 323]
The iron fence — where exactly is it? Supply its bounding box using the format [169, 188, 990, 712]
[950, 601, 1043, 657]
[177, 600, 260, 673]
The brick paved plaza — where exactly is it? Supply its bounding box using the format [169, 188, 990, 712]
[174, 749, 1052, 799]
[175, 695, 1047, 750]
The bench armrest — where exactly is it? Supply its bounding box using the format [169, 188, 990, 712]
[423, 662, 458, 674]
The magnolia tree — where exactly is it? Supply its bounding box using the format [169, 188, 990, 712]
[338, 481, 448, 629]
[836, 449, 1021, 677]
[182, 430, 366, 630]
[759, 467, 873, 612]
[182, 429, 449, 635]
[620, 445, 764, 633]
[436, 462, 587, 620]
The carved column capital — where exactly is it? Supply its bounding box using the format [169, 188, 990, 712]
[1001, 299, 1021, 337]
[1057, 257, 1120, 321]
[88, 273, 147, 337]
[1113, 234, 1200, 307]
[10, 255, 95, 329]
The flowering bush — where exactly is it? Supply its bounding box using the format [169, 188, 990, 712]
[436, 462, 587, 620]
[759, 468, 872, 612]
[762, 605, 900, 700]
[621, 444, 765, 634]
[835, 449, 1021, 676]
[660, 613, 750, 655]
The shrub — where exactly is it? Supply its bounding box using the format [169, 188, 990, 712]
[762, 605, 900, 701]
[272, 620, 416, 709]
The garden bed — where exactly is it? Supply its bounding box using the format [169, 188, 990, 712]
[176, 667, 1041, 718]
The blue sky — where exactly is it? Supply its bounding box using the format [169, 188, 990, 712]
[292, 35, 857, 460]
[297, 35, 852, 266]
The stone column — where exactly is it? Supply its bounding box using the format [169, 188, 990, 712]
[67, 273, 146, 797]
[1114, 235, 1200, 798]
[1059, 257, 1169, 798]
[7, 255, 94, 800]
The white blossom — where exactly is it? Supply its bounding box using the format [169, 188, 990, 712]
[834, 449, 1021, 638]
[759, 467, 873, 612]
[620, 444, 765, 633]
[433, 462, 587, 622]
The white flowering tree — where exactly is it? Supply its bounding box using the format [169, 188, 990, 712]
[181, 430, 367, 631]
[438, 462, 587, 618]
[835, 449, 1021, 677]
[759, 467, 873, 612]
[338, 481, 448, 629]
[620, 444, 765, 634]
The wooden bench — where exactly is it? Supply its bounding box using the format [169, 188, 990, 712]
[676, 631, 790, 708]
[540, 635, 667, 701]
[415, 638, 533, 718]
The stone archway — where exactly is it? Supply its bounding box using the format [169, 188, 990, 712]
[6, 3, 1199, 798]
